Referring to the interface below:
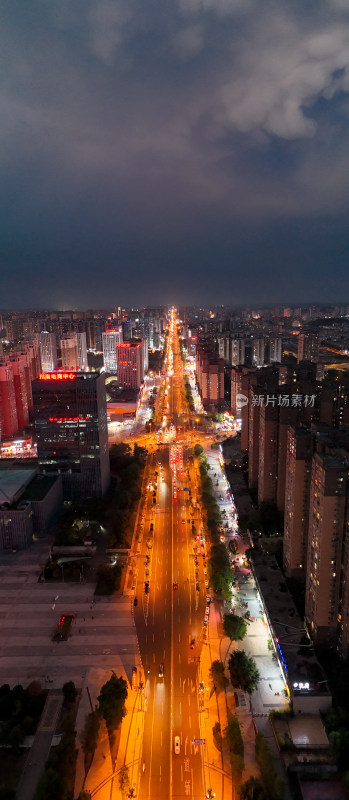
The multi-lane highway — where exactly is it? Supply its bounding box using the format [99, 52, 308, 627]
[133, 311, 208, 799]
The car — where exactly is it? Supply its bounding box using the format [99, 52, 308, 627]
[196, 582, 200, 591]
[205, 606, 210, 616]
[203, 618, 208, 626]
[173, 582, 178, 590]
[181, 519, 185, 525]
[174, 735, 180, 754]
[158, 663, 164, 678]
[150, 523, 154, 531]
[190, 637, 196, 649]
[144, 582, 150, 594]
[133, 597, 138, 606]
[206, 595, 211, 604]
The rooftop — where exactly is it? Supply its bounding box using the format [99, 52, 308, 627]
[0, 469, 37, 505]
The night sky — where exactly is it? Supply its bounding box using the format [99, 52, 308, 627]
[1, 0, 349, 309]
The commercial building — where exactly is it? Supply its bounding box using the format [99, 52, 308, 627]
[0, 362, 18, 439]
[102, 328, 123, 373]
[60, 332, 88, 371]
[0, 468, 63, 550]
[33, 371, 110, 501]
[38, 331, 58, 372]
[116, 341, 144, 390]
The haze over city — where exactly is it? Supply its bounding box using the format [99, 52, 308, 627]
[1, 0, 349, 307]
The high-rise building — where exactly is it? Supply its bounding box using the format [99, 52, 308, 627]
[252, 338, 265, 367]
[9, 354, 29, 430]
[283, 426, 313, 578]
[102, 328, 123, 373]
[231, 339, 245, 367]
[117, 341, 144, 389]
[268, 337, 282, 363]
[305, 452, 349, 647]
[195, 344, 224, 411]
[38, 331, 58, 372]
[33, 371, 110, 501]
[258, 398, 279, 504]
[61, 332, 88, 371]
[297, 332, 319, 363]
[0, 362, 18, 438]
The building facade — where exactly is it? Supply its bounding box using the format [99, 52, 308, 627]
[33, 371, 110, 501]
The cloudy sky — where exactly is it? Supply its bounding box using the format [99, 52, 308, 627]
[1, 0, 349, 308]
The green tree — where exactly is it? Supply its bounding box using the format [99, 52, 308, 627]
[194, 443, 204, 457]
[118, 765, 130, 797]
[98, 675, 128, 734]
[62, 680, 77, 706]
[78, 792, 92, 800]
[224, 715, 244, 783]
[228, 651, 260, 695]
[212, 721, 222, 751]
[239, 777, 266, 800]
[80, 710, 100, 757]
[255, 732, 284, 800]
[209, 660, 228, 691]
[223, 613, 247, 642]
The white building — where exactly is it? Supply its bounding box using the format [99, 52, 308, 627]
[269, 337, 282, 363]
[38, 331, 58, 372]
[231, 338, 245, 366]
[102, 328, 123, 374]
[61, 332, 88, 371]
[252, 337, 265, 367]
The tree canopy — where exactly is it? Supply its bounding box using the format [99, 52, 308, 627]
[210, 660, 228, 691]
[223, 613, 247, 642]
[98, 675, 128, 733]
[228, 651, 260, 695]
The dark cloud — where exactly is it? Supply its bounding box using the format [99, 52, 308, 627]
[1, 0, 349, 307]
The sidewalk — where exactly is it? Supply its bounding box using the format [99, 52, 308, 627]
[16, 690, 63, 800]
[74, 667, 144, 799]
[198, 602, 233, 800]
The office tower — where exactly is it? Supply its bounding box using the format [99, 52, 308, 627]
[117, 341, 144, 389]
[297, 332, 319, 363]
[61, 332, 87, 371]
[9, 354, 29, 430]
[0, 362, 18, 438]
[102, 328, 123, 374]
[252, 337, 265, 367]
[231, 339, 245, 367]
[305, 452, 349, 647]
[39, 331, 58, 372]
[33, 371, 110, 501]
[269, 337, 282, 363]
[217, 337, 225, 360]
[283, 426, 313, 577]
[142, 337, 149, 373]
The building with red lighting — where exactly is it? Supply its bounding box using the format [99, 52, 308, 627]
[0, 362, 18, 439]
[117, 340, 144, 389]
[32, 372, 110, 501]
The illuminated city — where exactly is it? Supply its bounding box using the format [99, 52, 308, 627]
[1, 1, 349, 798]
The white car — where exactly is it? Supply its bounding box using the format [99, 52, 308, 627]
[174, 735, 180, 754]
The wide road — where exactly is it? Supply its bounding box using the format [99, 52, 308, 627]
[133, 312, 207, 799]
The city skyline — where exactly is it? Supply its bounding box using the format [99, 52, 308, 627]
[1, 1, 349, 307]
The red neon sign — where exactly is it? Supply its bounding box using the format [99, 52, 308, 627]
[39, 373, 76, 381]
[48, 416, 89, 423]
